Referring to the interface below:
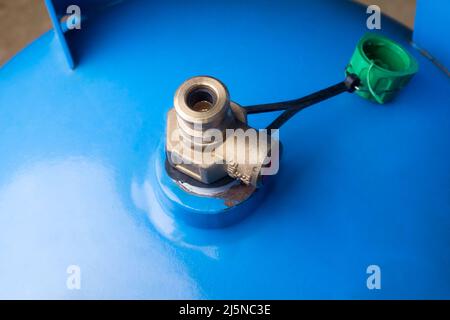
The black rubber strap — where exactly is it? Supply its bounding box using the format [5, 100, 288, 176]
[244, 74, 360, 129]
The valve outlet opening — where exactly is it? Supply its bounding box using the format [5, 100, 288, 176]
[186, 86, 217, 112]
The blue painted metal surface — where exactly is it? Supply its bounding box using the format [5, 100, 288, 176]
[0, 0, 449, 299]
[413, 0, 450, 69]
[45, 0, 125, 68]
[45, 0, 75, 68]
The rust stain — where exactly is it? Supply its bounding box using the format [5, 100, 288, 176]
[216, 183, 256, 207]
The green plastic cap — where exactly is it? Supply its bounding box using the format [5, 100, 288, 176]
[346, 33, 419, 104]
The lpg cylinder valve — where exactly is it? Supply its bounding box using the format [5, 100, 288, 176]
[166, 76, 275, 188]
